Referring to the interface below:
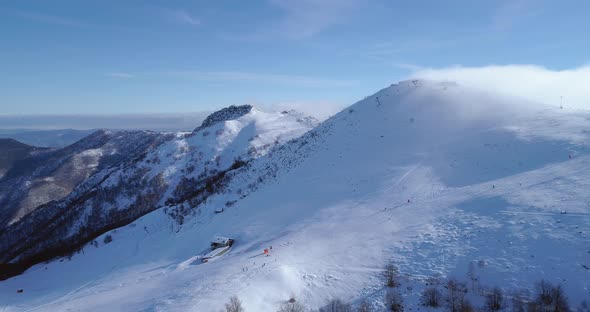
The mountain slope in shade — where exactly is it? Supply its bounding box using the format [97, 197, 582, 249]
[0, 130, 167, 228]
[0, 139, 47, 178]
[1, 81, 589, 311]
[0, 129, 96, 148]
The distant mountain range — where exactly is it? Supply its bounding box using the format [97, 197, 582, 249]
[0, 139, 48, 179]
[0, 112, 210, 137]
[0, 129, 96, 148]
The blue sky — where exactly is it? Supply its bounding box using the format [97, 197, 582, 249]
[1, 0, 589, 115]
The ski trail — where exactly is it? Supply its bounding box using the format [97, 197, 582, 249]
[395, 164, 419, 187]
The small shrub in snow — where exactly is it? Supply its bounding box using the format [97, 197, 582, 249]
[103, 235, 113, 244]
[384, 291, 404, 312]
[222, 295, 244, 312]
[421, 287, 442, 307]
[278, 301, 305, 312]
[384, 263, 399, 287]
[320, 298, 352, 312]
[230, 159, 247, 170]
[484, 287, 503, 311]
[466, 262, 479, 292]
[459, 298, 474, 312]
[356, 299, 373, 312]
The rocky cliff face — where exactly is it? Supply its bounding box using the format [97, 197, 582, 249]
[193, 105, 253, 132]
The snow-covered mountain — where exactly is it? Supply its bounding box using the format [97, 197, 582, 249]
[0, 106, 317, 281]
[0, 129, 167, 228]
[1, 81, 589, 311]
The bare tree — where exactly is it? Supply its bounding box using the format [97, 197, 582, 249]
[421, 287, 442, 307]
[446, 279, 467, 312]
[278, 301, 305, 312]
[466, 262, 479, 292]
[384, 291, 404, 312]
[485, 287, 503, 312]
[356, 299, 373, 312]
[535, 280, 553, 307]
[384, 263, 399, 288]
[527, 301, 542, 312]
[551, 285, 570, 312]
[320, 299, 352, 312]
[531, 280, 570, 312]
[222, 296, 244, 312]
[459, 298, 474, 312]
[510, 290, 528, 312]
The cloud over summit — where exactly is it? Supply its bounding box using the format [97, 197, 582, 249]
[411, 65, 590, 109]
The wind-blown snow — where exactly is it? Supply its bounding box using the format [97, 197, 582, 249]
[1, 80, 589, 311]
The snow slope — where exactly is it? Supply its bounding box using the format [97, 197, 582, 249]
[1, 80, 589, 311]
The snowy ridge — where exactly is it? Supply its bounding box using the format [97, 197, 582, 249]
[193, 104, 254, 132]
[1, 81, 589, 311]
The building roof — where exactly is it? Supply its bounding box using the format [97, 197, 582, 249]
[211, 236, 232, 244]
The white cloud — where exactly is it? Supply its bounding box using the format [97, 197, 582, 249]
[410, 64, 590, 109]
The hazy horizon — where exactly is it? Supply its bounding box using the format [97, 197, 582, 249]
[0, 112, 210, 131]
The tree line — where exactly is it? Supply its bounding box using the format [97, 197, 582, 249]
[218, 262, 585, 312]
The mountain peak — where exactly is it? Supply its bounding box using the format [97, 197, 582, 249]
[194, 105, 253, 132]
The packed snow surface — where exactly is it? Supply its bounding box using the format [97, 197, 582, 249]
[1, 81, 589, 311]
